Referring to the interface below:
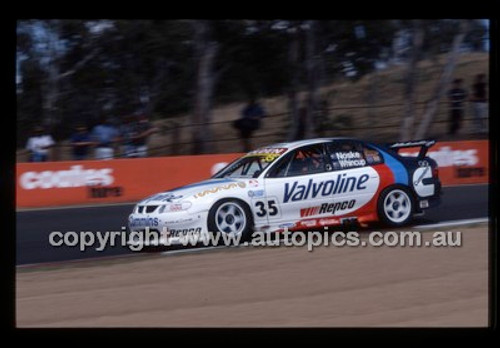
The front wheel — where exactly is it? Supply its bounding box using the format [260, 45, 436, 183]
[207, 199, 253, 243]
[377, 186, 414, 227]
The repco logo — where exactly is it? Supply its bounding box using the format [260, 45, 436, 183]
[19, 165, 114, 190]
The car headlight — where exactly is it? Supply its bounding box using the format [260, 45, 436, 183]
[159, 202, 192, 213]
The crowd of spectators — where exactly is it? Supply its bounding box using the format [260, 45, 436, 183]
[447, 73, 488, 136]
[25, 113, 157, 162]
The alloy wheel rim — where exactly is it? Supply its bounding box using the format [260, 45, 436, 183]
[215, 202, 246, 235]
[383, 189, 411, 223]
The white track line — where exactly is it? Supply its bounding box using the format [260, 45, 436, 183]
[412, 217, 489, 229]
[160, 246, 228, 256]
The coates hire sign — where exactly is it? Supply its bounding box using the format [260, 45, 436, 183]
[16, 154, 242, 208]
[396, 140, 489, 184]
[16, 140, 488, 208]
[19, 165, 114, 190]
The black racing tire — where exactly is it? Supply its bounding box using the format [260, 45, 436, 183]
[207, 198, 254, 244]
[377, 185, 415, 227]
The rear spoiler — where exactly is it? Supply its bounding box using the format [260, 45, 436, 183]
[386, 139, 436, 159]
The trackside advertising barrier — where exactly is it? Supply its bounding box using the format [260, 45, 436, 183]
[17, 153, 241, 208]
[16, 140, 489, 208]
[397, 140, 489, 186]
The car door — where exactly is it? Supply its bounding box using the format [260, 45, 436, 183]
[323, 140, 381, 218]
[261, 143, 334, 229]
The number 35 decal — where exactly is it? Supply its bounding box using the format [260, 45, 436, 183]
[254, 200, 279, 217]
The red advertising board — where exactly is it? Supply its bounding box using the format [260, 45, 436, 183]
[16, 140, 489, 208]
[397, 140, 489, 186]
[16, 153, 241, 208]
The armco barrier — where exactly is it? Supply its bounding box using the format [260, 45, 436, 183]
[16, 140, 489, 209]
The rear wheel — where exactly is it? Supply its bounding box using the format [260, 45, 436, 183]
[207, 199, 253, 243]
[378, 186, 414, 226]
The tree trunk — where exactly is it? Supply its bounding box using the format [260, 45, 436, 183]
[365, 68, 379, 123]
[415, 20, 470, 139]
[315, 28, 328, 138]
[400, 20, 424, 141]
[192, 20, 217, 154]
[41, 20, 61, 130]
[305, 20, 318, 139]
[37, 20, 99, 132]
[391, 25, 406, 65]
[286, 25, 300, 141]
[144, 60, 170, 116]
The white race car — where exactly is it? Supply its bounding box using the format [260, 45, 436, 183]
[128, 137, 441, 245]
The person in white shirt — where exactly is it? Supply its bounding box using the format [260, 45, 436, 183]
[91, 116, 120, 160]
[25, 126, 55, 162]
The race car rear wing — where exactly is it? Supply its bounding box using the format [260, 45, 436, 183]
[387, 139, 436, 159]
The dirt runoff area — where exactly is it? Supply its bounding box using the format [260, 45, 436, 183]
[16, 224, 489, 327]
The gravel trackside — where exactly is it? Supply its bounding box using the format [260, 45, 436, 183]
[16, 224, 489, 327]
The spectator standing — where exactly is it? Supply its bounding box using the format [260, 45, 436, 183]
[120, 115, 139, 158]
[133, 114, 156, 157]
[470, 74, 488, 134]
[70, 125, 93, 161]
[91, 116, 120, 160]
[25, 126, 55, 162]
[447, 79, 468, 136]
[233, 97, 266, 152]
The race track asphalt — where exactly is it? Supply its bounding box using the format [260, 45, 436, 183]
[16, 184, 489, 265]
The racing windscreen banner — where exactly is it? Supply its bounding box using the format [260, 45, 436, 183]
[16, 140, 489, 208]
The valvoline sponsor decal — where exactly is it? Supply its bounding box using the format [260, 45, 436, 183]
[283, 173, 370, 203]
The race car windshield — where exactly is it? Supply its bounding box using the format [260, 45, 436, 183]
[212, 156, 274, 179]
[213, 147, 288, 179]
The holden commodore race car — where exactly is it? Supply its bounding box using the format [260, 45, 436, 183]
[128, 137, 441, 245]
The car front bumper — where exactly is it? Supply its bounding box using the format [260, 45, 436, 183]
[127, 210, 209, 247]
